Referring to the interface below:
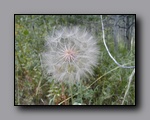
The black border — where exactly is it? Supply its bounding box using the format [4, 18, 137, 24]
[14, 14, 136, 107]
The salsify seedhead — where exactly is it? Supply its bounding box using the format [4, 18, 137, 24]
[41, 26, 100, 83]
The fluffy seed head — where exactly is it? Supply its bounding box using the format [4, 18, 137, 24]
[41, 26, 100, 84]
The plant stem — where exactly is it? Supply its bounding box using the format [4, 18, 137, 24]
[69, 84, 74, 105]
[80, 81, 83, 104]
[122, 68, 135, 105]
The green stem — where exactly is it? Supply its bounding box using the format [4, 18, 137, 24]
[80, 81, 83, 104]
[69, 84, 74, 105]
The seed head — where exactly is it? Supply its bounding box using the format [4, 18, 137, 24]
[41, 26, 100, 84]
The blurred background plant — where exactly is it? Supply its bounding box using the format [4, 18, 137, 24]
[15, 15, 135, 105]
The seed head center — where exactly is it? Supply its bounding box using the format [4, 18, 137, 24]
[64, 49, 76, 62]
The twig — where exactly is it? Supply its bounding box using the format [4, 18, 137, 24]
[100, 15, 135, 69]
[121, 68, 135, 105]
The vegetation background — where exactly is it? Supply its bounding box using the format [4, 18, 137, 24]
[15, 15, 135, 105]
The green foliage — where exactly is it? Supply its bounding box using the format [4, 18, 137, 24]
[15, 15, 135, 105]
